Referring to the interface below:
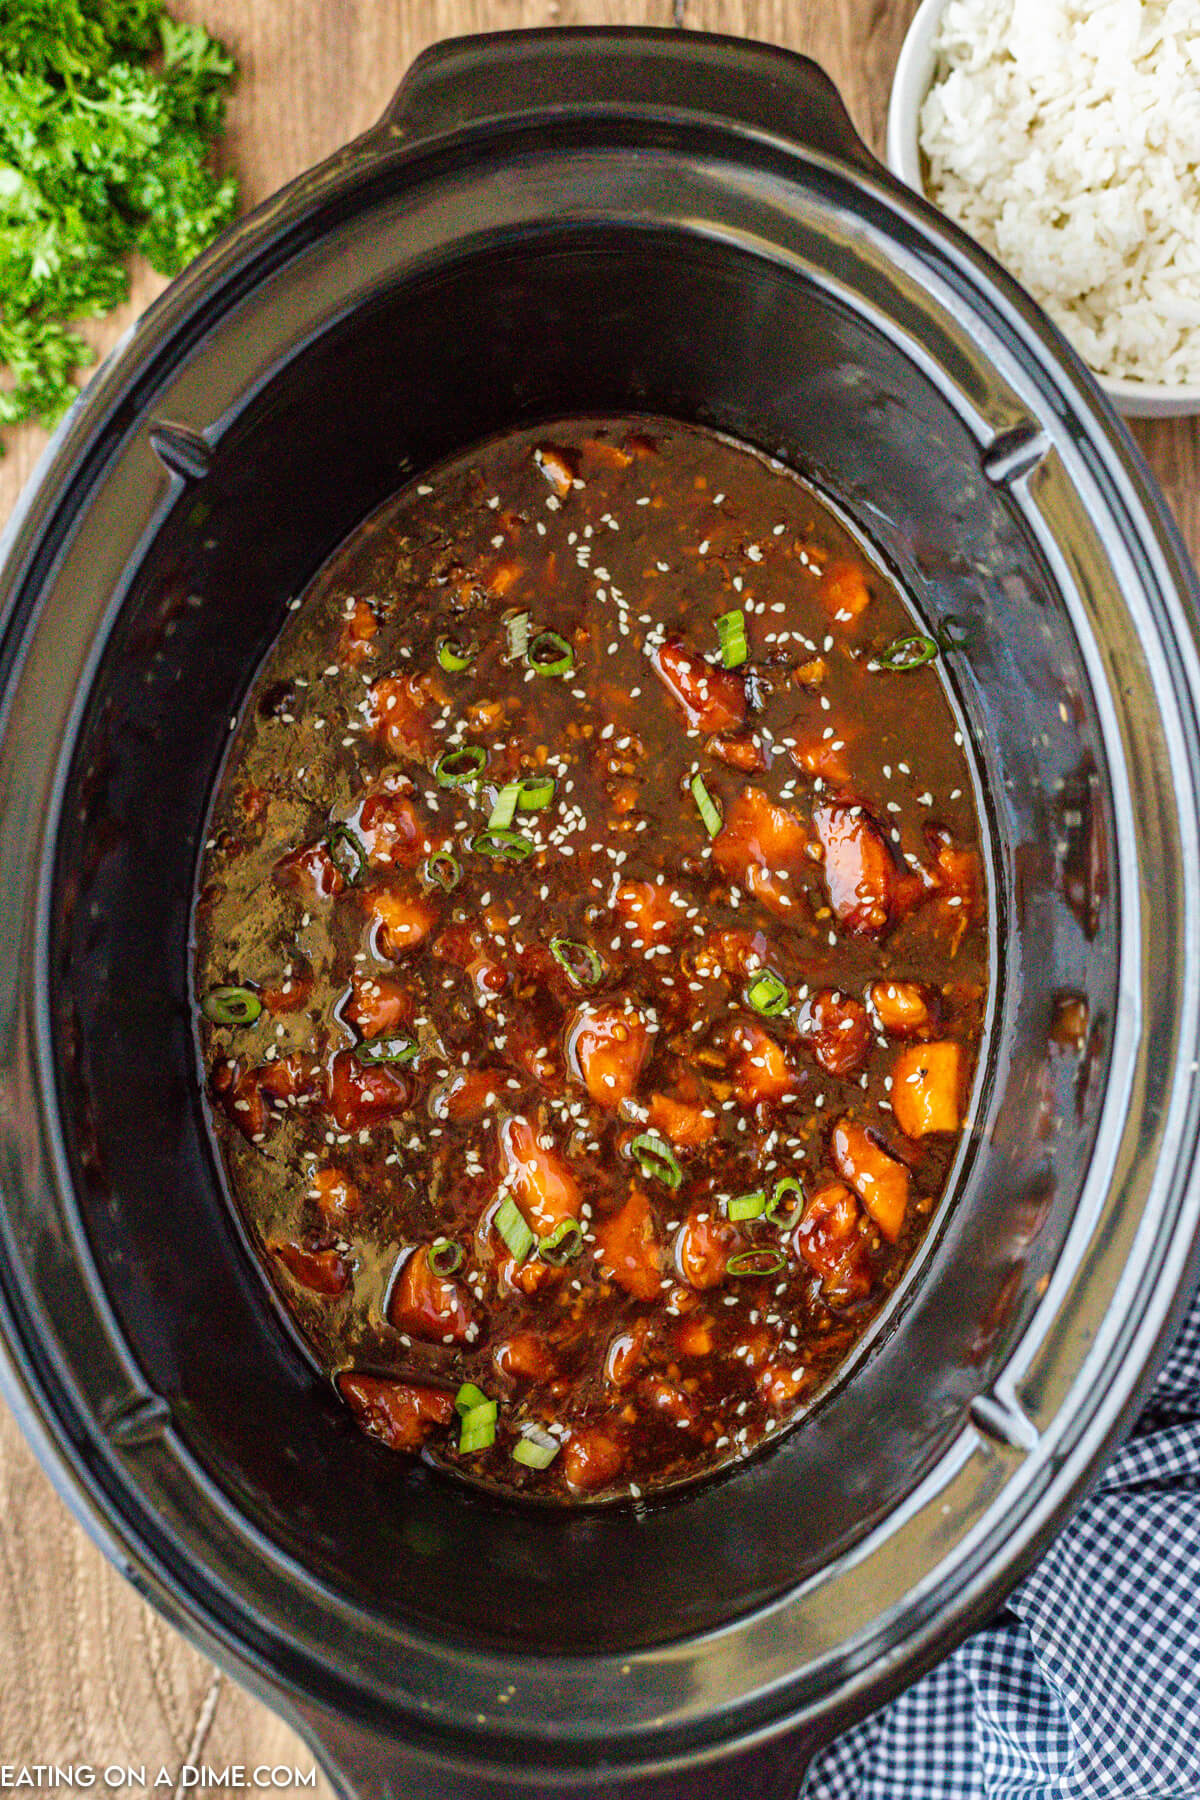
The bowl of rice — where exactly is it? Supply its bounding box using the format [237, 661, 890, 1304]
[886, 0, 1200, 416]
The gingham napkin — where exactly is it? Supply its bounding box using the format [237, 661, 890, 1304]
[805, 1287, 1200, 1799]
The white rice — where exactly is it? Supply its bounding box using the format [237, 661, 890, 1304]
[919, 0, 1200, 385]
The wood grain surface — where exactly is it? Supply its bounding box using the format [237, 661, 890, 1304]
[1, 0, 1196, 1790]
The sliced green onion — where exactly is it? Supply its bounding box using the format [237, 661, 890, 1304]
[434, 744, 487, 787]
[458, 1400, 497, 1454]
[630, 1131, 683, 1190]
[455, 1382, 491, 1416]
[746, 970, 789, 1016]
[877, 634, 938, 671]
[495, 1195, 535, 1262]
[765, 1176, 805, 1227]
[727, 1190, 766, 1222]
[513, 1427, 560, 1469]
[437, 635, 477, 673]
[526, 629, 574, 677]
[516, 775, 555, 810]
[727, 1248, 787, 1277]
[423, 850, 461, 892]
[539, 1219, 584, 1265]
[201, 985, 262, 1026]
[489, 783, 521, 831]
[490, 776, 557, 832]
[471, 827, 535, 861]
[690, 771, 722, 838]
[353, 1035, 419, 1066]
[428, 1237, 464, 1276]
[550, 937, 604, 988]
[505, 610, 532, 661]
[327, 823, 367, 885]
[715, 608, 748, 668]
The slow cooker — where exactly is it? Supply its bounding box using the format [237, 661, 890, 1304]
[1, 28, 1198, 1799]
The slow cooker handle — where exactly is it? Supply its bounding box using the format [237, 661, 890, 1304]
[381, 26, 880, 176]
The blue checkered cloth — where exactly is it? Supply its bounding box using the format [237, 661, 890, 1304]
[804, 1287, 1200, 1799]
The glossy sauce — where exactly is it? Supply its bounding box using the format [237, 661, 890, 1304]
[194, 418, 988, 1502]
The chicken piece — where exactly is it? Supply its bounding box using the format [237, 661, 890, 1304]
[494, 1333, 557, 1384]
[534, 443, 578, 497]
[432, 1067, 504, 1123]
[498, 1115, 581, 1233]
[892, 864, 940, 921]
[791, 735, 853, 790]
[261, 962, 313, 1015]
[357, 790, 431, 869]
[603, 1321, 650, 1389]
[813, 802, 894, 936]
[212, 1051, 319, 1142]
[209, 1058, 267, 1142]
[819, 559, 871, 624]
[363, 885, 439, 958]
[931, 832, 984, 922]
[686, 927, 773, 982]
[496, 1252, 563, 1299]
[730, 1325, 774, 1368]
[434, 922, 509, 1001]
[674, 1209, 734, 1289]
[798, 990, 871, 1077]
[830, 1119, 910, 1243]
[638, 1376, 700, 1431]
[328, 1048, 413, 1131]
[793, 656, 828, 690]
[269, 1239, 349, 1297]
[730, 1020, 800, 1108]
[466, 697, 506, 732]
[648, 1090, 716, 1149]
[566, 1001, 650, 1108]
[256, 1053, 321, 1107]
[310, 1167, 361, 1224]
[387, 1245, 474, 1345]
[595, 1185, 661, 1302]
[367, 673, 436, 761]
[651, 637, 747, 734]
[482, 557, 524, 598]
[563, 1427, 625, 1493]
[503, 1011, 563, 1093]
[793, 1182, 861, 1283]
[891, 1041, 962, 1138]
[675, 1315, 714, 1357]
[274, 840, 344, 904]
[343, 973, 415, 1038]
[581, 437, 634, 470]
[614, 879, 683, 950]
[338, 1374, 455, 1452]
[595, 726, 647, 820]
[713, 786, 808, 915]
[759, 1363, 808, 1410]
[338, 598, 378, 665]
[707, 731, 768, 774]
[868, 979, 935, 1038]
[238, 782, 269, 823]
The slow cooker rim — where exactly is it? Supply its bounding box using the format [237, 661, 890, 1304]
[1, 44, 1200, 1779]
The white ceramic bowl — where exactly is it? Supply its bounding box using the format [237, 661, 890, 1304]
[885, 0, 1200, 419]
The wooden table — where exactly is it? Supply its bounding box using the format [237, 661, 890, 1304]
[1, 1, 1196, 1786]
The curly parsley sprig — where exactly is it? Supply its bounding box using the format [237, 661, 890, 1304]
[0, 0, 239, 441]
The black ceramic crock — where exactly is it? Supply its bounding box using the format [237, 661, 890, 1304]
[1, 27, 1200, 1800]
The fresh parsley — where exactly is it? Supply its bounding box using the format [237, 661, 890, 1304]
[0, 0, 239, 440]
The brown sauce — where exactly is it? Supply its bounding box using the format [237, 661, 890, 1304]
[194, 418, 988, 1502]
